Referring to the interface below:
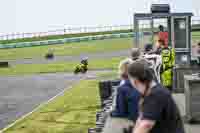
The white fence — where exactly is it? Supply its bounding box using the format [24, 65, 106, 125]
[0, 25, 132, 41]
[1, 20, 200, 41]
[0, 33, 134, 49]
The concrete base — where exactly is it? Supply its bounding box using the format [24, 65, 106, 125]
[173, 94, 200, 133]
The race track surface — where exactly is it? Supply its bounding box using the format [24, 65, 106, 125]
[0, 71, 106, 130]
[1, 50, 130, 65]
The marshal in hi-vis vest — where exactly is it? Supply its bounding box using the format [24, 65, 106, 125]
[161, 48, 175, 88]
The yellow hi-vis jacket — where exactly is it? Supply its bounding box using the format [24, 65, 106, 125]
[161, 47, 175, 88]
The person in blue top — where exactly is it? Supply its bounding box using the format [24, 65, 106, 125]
[102, 49, 141, 133]
[111, 72, 140, 121]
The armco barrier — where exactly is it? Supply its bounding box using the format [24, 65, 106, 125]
[39, 41, 49, 46]
[0, 32, 135, 49]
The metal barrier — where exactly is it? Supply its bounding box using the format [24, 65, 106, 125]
[0, 25, 132, 41]
[0, 62, 9, 68]
[88, 80, 120, 133]
[0, 33, 135, 49]
[184, 74, 200, 123]
[1, 20, 200, 41]
[1, 29, 199, 49]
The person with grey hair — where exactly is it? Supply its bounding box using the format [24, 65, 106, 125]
[102, 58, 140, 133]
[130, 48, 141, 60]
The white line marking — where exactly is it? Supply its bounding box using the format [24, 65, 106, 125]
[1, 71, 111, 132]
[1, 78, 84, 133]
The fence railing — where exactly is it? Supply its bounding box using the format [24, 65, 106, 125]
[0, 33, 135, 49]
[1, 20, 200, 41]
[0, 25, 132, 41]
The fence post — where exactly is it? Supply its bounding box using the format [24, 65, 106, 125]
[6, 34, 9, 40]
[68, 27, 71, 34]
[12, 33, 15, 40]
[64, 29, 66, 35]
[84, 27, 87, 33]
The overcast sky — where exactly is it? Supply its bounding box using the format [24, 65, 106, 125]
[0, 0, 200, 34]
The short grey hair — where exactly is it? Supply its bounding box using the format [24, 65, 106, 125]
[131, 48, 141, 60]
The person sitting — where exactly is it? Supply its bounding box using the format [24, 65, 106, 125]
[102, 59, 140, 133]
[45, 48, 54, 59]
[74, 57, 88, 74]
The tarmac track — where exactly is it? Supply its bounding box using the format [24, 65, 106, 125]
[1, 48, 200, 132]
[0, 49, 130, 130]
[1, 49, 130, 65]
[0, 70, 111, 130]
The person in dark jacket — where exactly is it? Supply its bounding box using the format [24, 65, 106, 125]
[111, 79, 140, 121]
[103, 58, 140, 133]
[127, 60, 184, 133]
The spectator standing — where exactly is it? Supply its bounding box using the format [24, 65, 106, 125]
[102, 58, 140, 133]
[127, 60, 185, 133]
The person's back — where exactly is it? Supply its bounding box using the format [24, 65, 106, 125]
[161, 46, 175, 90]
[111, 79, 140, 121]
[74, 58, 88, 74]
[143, 84, 185, 133]
[103, 57, 140, 133]
[142, 54, 162, 83]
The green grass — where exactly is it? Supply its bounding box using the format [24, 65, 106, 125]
[0, 38, 132, 60]
[0, 29, 132, 44]
[0, 57, 124, 76]
[3, 70, 117, 133]
[1, 32, 200, 60]
[3, 79, 102, 133]
[192, 32, 200, 40]
[192, 31, 200, 36]
[1, 33, 200, 61]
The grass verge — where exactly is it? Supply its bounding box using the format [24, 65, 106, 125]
[0, 38, 132, 60]
[0, 57, 124, 76]
[4, 79, 100, 133]
[3, 71, 117, 133]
